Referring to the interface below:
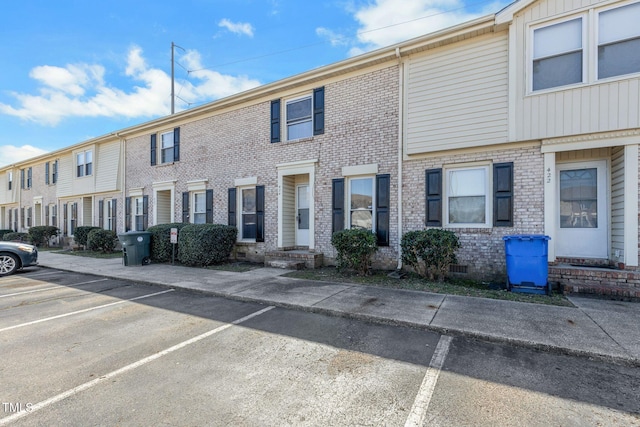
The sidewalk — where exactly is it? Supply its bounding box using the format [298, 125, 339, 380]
[35, 251, 640, 366]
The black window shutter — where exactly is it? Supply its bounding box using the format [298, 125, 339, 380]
[20, 169, 25, 189]
[332, 178, 345, 233]
[493, 162, 514, 227]
[98, 200, 104, 228]
[228, 188, 237, 227]
[142, 195, 149, 230]
[313, 87, 325, 136]
[206, 189, 214, 224]
[45, 205, 49, 225]
[375, 174, 390, 246]
[53, 160, 58, 184]
[27, 207, 32, 227]
[173, 127, 180, 162]
[125, 197, 131, 232]
[150, 134, 157, 166]
[256, 185, 265, 242]
[182, 192, 190, 223]
[63, 203, 68, 236]
[425, 169, 443, 227]
[270, 99, 281, 143]
[45, 162, 50, 185]
[27, 168, 32, 188]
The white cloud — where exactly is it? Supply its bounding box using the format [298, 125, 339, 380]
[0, 145, 49, 167]
[316, 27, 349, 47]
[218, 18, 255, 37]
[348, 0, 509, 55]
[0, 46, 262, 126]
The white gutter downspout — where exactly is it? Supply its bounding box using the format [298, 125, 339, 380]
[396, 47, 404, 271]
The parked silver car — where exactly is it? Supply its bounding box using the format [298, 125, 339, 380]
[0, 242, 38, 276]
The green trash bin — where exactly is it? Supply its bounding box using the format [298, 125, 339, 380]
[118, 231, 151, 266]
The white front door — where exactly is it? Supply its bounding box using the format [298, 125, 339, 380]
[556, 160, 608, 258]
[296, 184, 310, 246]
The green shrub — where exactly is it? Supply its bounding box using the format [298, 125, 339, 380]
[2, 232, 29, 242]
[178, 224, 237, 267]
[401, 229, 460, 282]
[331, 228, 378, 276]
[28, 226, 59, 247]
[0, 229, 13, 240]
[87, 229, 118, 253]
[147, 223, 189, 262]
[73, 226, 101, 247]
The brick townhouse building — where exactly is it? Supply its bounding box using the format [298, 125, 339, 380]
[2, 0, 639, 295]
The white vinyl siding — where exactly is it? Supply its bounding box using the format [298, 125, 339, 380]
[405, 33, 508, 155]
[95, 141, 121, 192]
[56, 155, 73, 197]
[281, 175, 295, 247]
[610, 147, 625, 259]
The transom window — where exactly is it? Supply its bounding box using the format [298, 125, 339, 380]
[193, 192, 206, 224]
[161, 131, 175, 163]
[348, 177, 374, 231]
[76, 150, 93, 177]
[445, 166, 490, 227]
[286, 96, 312, 140]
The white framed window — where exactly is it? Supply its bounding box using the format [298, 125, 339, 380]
[239, 187, 257, 240]
[7, 171, 12, 190]
[76, 150, 93, 177]
[445, 165, 491, 227]
[192, 192, 206, 224]
[49, 204, 57, 227]
[532, 17, 584, 91]
[598, 1, 640, 80]
[286, 95, 313, 140]
[348, 176, 375, 231]
[105, 200, 115, 231]
[161, 130, 175, 163]
[134, 197, 144, 231]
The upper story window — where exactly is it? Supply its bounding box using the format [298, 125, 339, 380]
[598, 2, 640, 79]
[7, 171, 12, 190]
[21, 168, 32, 189]
[533, 18, 583, 91]
[76, 150, 93, 177]
[270, 87, 324, 143]
[150, 128, 180, 165]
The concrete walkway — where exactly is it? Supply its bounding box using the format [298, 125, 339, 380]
[34, 251, 640, 366]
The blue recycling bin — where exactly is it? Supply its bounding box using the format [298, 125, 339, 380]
[503, 235, 551, 295]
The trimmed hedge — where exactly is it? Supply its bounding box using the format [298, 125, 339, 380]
[2, 232, 29, 242]
[0, 229, 13, 240]
[331, 228, 378, 276]
[87, 229, 118, 253]
[28, 226, 59, 247]
[74, 226, 101, 247]
[401, 229, 460, 282]
[147, 223, 189, 262]
[178, 224, 237, 267]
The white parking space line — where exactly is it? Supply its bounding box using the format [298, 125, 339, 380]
[0, 305, 275, 425]
[405, 335, 453, 427]
[0, 278, 109, 299]
[0, 289, 174, 333]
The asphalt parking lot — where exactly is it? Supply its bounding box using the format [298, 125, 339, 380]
[2, 268, 639, 426]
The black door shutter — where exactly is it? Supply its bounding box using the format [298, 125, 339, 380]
[375, 174, 390, 246]
[150, 134, 157, 166]
[125, 197, 131, 232]
[425, 169, 443, 227]
[98, 200, 104, 228]
[173, 127, 180, 162]
[206, 189, 214, 224]
[228, 188, 237, 227]
[270, 99, 281, 143]
[493, 162, 514, 227]
[112, 199, 117, 231]
[256, 185, 265, 242]
[332, 178, 345, 233]
[182, 192, 190, 223]
[142, 195, 149, 230]
[313, 87, 324, 136]
[63, 203, 68, 236]
[45, 205, 49, 225]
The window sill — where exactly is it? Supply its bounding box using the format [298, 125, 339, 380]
[278, 136, 315, 145]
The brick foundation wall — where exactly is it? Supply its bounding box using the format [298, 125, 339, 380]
[549, 265, 640, 298]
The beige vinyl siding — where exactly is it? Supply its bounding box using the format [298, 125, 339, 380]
[95, 141, 121, 193]
[281, 175, 295, 247]
[156, 190, 171, 224]
[513, 0, 640, 141]
[611, 147, 625, 259]
[82, 196, 93, 226]
[56, 155, 73, 198]
[0, 173, 9, 204]
[405, 32, 509, 155]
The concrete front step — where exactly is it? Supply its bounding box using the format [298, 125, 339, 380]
[264, 250, 324, 269]
[266, 260, 306, 270]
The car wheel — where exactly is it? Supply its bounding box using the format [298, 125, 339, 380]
[0, 253, 19, 276]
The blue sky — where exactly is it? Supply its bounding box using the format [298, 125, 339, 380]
[0, 0, 509, 167]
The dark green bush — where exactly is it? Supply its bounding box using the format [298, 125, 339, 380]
[2, 232, 29, 242]
[73, 226, 101, 247]
[401, 229, 460, 282]
[0, 229, 13, 240]
[28, 226, 59, 247]
[147, 223, 189, 262]
[178, 224, 237, 267]
[331, 228, 378, 276]
[87, 229, 118, 253]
